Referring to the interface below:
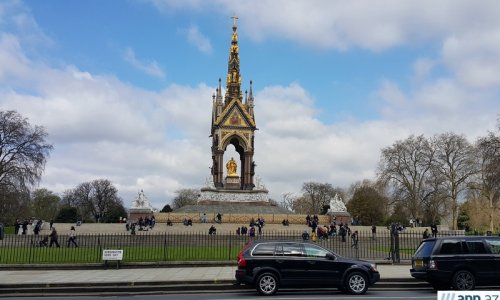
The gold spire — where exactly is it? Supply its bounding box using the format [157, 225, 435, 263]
[225, 15, 242, 104]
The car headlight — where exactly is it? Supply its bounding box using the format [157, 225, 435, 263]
[370, 263, 377, 272]
[428, 260, 437, 270]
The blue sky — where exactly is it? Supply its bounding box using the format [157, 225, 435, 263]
[1, 0, 499, 209]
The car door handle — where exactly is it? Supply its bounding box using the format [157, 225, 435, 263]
[307, 261, 316, 264]
[276, 260, 284, 264]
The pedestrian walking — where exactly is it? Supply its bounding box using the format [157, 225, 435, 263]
[49, 227, 60, 248]
[371, 224, 377, 240]
[67, 226, 78, 247]
[351, 231, 359, 249]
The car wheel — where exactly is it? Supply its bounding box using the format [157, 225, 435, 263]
[452, 270, 475, 290]
[344, 271, 368, 295]
[256, 272, 279, 296]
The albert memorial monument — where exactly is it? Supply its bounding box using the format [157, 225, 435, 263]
[176, 18, 289, 214]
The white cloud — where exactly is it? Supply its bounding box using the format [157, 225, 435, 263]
[2, 53, 497, 208]
[0, 1, 53, 47]
[0, 19, 210, 208]
[148, 0, 500, 51]
[412, 58, 435, 81]
[375, 76, 498, 140]
[1, 0, 499, 210]
[442, 31, 500, 88]
[123, 47, 166, 79]
[184, 25, 212, 54]
[0, 33, 31, 81]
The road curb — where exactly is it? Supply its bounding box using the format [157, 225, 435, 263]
[0, 277, 419, 289]
[0, 280, 431, 296]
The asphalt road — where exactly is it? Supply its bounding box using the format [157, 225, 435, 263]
[0, 290, 440, 300]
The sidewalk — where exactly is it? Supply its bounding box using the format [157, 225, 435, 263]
[0, 264, 413, 287]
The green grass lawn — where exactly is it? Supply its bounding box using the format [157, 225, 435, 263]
[1, 244, 415, 264]
[0, 246, 241, 264]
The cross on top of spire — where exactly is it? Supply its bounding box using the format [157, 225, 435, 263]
[231, 15, 238, 28]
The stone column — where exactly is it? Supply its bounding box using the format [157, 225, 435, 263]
[214, 151, 224, 188]
[243, 152, 254, 190]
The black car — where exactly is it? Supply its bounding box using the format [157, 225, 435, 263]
[410, 236, 500, 290]
[235, 240, 380, 296]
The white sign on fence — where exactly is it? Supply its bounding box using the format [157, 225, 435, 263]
[102, 249, 123, 261]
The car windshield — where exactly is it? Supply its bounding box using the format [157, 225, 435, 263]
[413, 240, 436, 257]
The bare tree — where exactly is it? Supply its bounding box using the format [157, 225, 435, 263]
[421, 170, 449, 225]
[0, 110, 53, 192]
[73, 182, 93, 219]
[0, 111, 53, 223]
[291, 195, 313, 214]
[471, 130, 500, 231]
[280, 192, 296, 212]
[378, 135, 435, 220]
[0, 188, 30, 224]
[172, 188, 199, 209]
[61, 188, 80, 207]
[91, 179, 122, 222]
[300, 182, 340, 214]
[70, 179, 124, 222]
[431, 133, 477, 229]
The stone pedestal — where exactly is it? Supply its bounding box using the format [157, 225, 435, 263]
[128, 208, 154, 223]
[327, 211, 352, 225]
[326, 193, 351, 224]
[198, 187, 269, 204]
[224, 176, 241, 190]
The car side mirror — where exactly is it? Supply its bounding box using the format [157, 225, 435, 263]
[326, 252, 336, 260]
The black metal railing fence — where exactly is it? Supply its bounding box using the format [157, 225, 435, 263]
[0, 230, 466, 265]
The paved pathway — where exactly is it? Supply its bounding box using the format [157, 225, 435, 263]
[0, 264, 412, 286]
[41, 222, 428, 235]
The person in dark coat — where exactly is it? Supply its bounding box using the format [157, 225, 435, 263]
[302, 230, 310, 241]
[339, 225, 347, 242]
[430, 224, 438, 238]
[33, 222, 41, 235]
[49, 227, 60, 247]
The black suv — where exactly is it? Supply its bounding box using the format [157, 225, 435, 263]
[235, 240, 380, 295]
[410, 236, 500, 290]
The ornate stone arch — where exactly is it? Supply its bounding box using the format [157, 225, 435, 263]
[221, 132, 249, 152]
